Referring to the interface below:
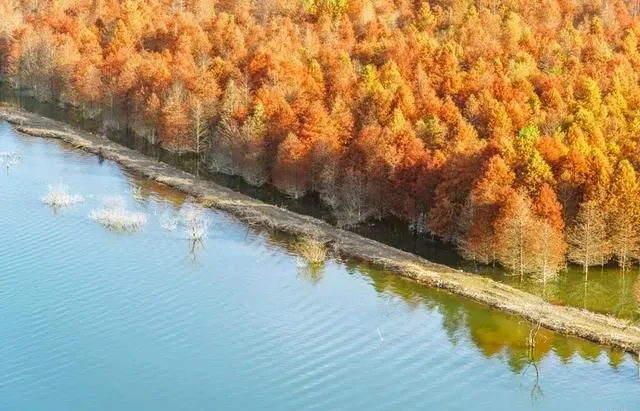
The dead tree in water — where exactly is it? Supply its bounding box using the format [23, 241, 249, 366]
[521, 322, 543, 404]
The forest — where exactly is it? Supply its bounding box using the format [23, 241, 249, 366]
[2, 0, 640, 278]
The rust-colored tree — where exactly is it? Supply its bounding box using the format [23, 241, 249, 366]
[533, 184, 567, 284]
[5, 0, 640, 275]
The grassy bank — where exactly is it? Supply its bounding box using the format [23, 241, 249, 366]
[3, 105, 640, 353]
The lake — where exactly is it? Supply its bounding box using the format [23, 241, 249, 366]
[0, 122, 639, 410]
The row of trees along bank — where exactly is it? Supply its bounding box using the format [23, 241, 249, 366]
[4, 0, 640, 277]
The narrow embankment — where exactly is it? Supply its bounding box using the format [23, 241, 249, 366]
[3, 105, 640, 352]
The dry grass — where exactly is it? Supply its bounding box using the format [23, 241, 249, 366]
[293, 236, 328, 264]
[90, 208, 147, 231]
[90, 195, 147, 231]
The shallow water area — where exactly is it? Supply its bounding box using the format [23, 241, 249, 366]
[1, 122, 639, 410]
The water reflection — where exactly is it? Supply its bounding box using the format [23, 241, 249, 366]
[5, 91, 640, 390]
[35, 127, 635, 381]
[241, 223, 634, 379]
[188, 238, 205, 263]
[251, 229, 328, 285]
[521, 323, 545, 403]
[122, 179, 208, 262]
[125, 174, 187, 208]
[481, 265, 640, 318]
[372, 262, 634, 370]
[4, 122, 640, 410]
[296, 262, 325, 285]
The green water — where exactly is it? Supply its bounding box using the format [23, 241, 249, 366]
[471, 264, 640, 319]
[1, 121, 640, 409]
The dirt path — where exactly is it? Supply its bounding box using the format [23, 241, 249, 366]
[3, 105, 640, 352]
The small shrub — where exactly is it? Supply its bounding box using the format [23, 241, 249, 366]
[180, 206, 208, 240]
[157, 204, 209, 239]
[0, 152, 21, 170]
[42, 184, 84, 208]
[90, 208, 147, 231]
[90, 195, 147, 232]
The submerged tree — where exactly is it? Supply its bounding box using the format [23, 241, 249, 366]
[495, 191, 537, 279]
[608, 160, 640, 272]
[567, 200, 609, 278]
[532, 184, 566, 285]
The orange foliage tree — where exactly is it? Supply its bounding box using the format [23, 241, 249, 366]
[6, 0, 640, 275]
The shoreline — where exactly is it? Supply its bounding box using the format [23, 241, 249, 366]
[3, 105, 640, 352]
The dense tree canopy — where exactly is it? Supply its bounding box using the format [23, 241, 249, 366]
[4, 0, 640, 275]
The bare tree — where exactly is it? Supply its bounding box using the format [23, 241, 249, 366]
[191, 98, 205, 155]
[535, 220, 565, 291]
[610, 212, 640, 273]
[496, 192, 537, 280]
[334, 169, 371, 227]
[521, 322, 544, 404]
[566, 200, 609, 279]
[608, 160, 640, 272]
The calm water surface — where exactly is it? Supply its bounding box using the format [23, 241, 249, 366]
[1, 123, 639, 410]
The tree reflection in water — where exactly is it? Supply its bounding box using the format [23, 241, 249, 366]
[349, 261, 630, 377]
[259, 229, 329, 286]
[189, 237, 204, 263]
[521, 323, 544, 404]
[126, 174, 634, 380]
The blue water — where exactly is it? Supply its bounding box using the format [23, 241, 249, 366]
[0, 122, 638, 410]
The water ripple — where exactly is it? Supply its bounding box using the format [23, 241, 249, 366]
[1, 123, 639, 410]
